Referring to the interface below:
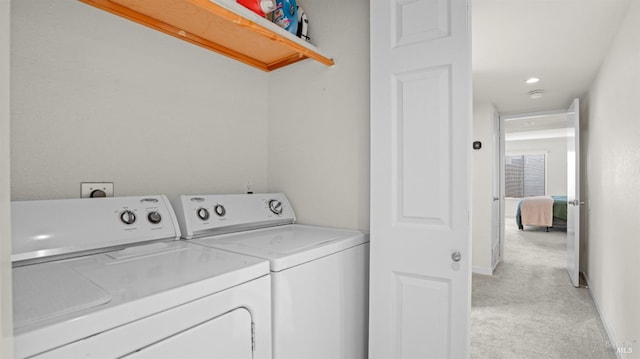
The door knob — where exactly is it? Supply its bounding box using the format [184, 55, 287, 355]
[493, 197, 499, 201]
[451, 252, 461, 262]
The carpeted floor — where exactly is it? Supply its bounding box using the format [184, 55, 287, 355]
[471, 220, 615, 359]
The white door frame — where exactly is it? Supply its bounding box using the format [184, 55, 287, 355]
[566, 98, 581, 287]
[491, 110, 504, 268]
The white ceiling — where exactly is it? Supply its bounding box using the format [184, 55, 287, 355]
[472, 0, 631, 114]
[503, 113, 567, 133]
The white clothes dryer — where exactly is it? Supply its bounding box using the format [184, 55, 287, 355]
[173, 193, 370, 359]
[12, 195, 272, 359]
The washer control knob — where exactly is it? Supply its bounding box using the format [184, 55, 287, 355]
[120, 210, 136, 225]
[268, 199, 283, 215]
[147, 211, 162, 224]
[197, 207, 210, 221]
[214, 204, 226, 217]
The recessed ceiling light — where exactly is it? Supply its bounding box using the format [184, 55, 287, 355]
[529, 90, 544, 99]
[526, 77, 540, 84]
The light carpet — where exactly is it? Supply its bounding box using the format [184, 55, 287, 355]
[471, 220, 615, 359]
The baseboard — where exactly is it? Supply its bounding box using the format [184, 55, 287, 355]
[472, 265, 493, 275]
[584, 273, 625, 358]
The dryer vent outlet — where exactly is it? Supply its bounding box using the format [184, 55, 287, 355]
[81, 182, 114, 198]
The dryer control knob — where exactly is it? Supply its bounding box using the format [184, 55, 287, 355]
[147, 211, 162, 224]
[120, 210, 136, 225]
[197, 207, 210, 221]
[214, 204, 226, 217]
[268, 199, 283, 215]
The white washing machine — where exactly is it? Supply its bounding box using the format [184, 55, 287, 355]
[12, 195, 272, 359]
[173, 193, 370, 359]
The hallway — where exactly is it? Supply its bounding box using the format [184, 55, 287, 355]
[471, 221, 615, 358]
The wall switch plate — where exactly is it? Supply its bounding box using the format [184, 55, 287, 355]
[81, 182, 114, 198]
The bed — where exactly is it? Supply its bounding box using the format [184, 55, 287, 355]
[516, 195, 567, 230]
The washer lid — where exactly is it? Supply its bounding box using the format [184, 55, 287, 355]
[13, 262, 112, 329]
[13, 241, 269, 342]
[191, 224, 368, 272]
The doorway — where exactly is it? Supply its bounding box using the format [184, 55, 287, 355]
[470, 108, 615, 359]
[501, 110, 569, 239]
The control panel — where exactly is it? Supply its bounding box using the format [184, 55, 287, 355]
[11, 195, 181, 264]
[173, 193, 296, 239]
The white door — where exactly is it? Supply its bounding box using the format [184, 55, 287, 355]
[491, 111, 503, 267]
[369, 0, 472, 357]
[566, 98, 581, 287]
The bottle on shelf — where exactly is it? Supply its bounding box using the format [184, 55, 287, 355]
[237, 0, 276, 17]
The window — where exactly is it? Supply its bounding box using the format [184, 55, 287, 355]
[505, 153, 545, 198]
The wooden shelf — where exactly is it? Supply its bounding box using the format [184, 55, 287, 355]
[79, 0, 335, 71]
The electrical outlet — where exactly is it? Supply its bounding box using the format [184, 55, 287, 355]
[81, 182, 114, 198]
[245, 181, 253, 194]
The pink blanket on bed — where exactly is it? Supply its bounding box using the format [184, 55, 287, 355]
[521, 196, 554, 227]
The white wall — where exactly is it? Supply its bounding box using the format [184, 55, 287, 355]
[11, 0, 371, 232]
[503, 198, 520, 220]
[1, 1, 14, 356]
[584, 0, 640, 355]
[266, 0, 370, 231]
[11, 0, 269, 201]
[471, 103, 496, 272]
